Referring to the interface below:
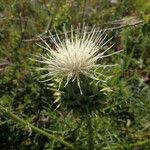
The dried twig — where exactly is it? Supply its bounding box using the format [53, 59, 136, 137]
[0, 60, 10, 66]
[22, 20, 144, 42]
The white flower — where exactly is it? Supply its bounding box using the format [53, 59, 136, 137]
[34, 25, 121, 94]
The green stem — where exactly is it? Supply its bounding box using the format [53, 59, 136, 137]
[0, 105, 75, 149]
[86, 114, 94, 150]
[101, 140, 150, 150]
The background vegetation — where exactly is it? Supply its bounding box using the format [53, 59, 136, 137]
[0, 0, 150, 149]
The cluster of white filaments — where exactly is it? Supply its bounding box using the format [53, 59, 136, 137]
[34, 25, 121, 94]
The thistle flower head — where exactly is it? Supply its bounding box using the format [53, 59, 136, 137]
[35, 25, 120, 94]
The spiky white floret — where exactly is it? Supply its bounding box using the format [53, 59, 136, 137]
[34, 25, 121, 94]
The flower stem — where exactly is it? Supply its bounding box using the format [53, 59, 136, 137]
[86, 113, 94, 150]
[0, 104, 75, 149]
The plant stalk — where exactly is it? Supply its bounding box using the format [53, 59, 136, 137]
[86, 113, 94, 150]
[101, 140, 150, 150]
[0, 105, 75, 149]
